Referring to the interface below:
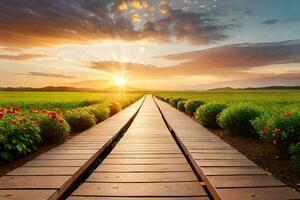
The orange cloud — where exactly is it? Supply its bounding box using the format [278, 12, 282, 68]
[0, 53, 48, 61]
[118, 0, 128, 10]
[22, 72, 76, 79]
[131, 0, 144, 9]
[132, 13, 141, 23]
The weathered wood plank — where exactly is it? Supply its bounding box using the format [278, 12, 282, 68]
[7, 167, 79, 176]
[72, 182, 206, 197]
[87, 172, 198, 182]
[218, 187, 300, 200]
[95, 164, 193, 172]
[0, 176, 70, 189]
[0, 190, 56, 200]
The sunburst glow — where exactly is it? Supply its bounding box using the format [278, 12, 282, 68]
[114, 77, 125, 87]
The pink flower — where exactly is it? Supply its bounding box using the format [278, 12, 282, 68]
[273, 140, 277, 145]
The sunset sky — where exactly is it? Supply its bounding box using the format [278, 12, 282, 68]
[0, 0, 300, 90]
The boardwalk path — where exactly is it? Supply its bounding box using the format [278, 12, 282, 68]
[69, 95, 209, 199]
[1, 95, 300, 200]
[0, 98, 144, 200]
[155, 96, 300, 200]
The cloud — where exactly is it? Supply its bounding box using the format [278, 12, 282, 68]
[161, 40, 300, 75]
[142, 9, 235, 44]
[86, 40, 300, 81]
[0, 0, 234, 47]
[262, 19, 278, 25]
[22, 72, 76, 79]
[0, 53, 48, 61]
[0, 0, 136, 47]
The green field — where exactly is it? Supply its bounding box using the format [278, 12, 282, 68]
[0, 91, 143, 111]
[156, 90, 300, 111]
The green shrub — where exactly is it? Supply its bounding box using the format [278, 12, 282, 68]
[82, 105, 110, 123]
[37, 111, 70, 144]
[289, 143, 300, 171]
[169, 98, 186, 108]
[184, 100, 205, 116]
[64, 110, 96, 132]
[109, 102, 122, 116]
[218, 103, 261, 136]
[196, 102, 227, 129]
[165, 97, 171, 103]
[177, 100, 186, 112]
[251, 110, 300, 148]
[0, 107, 41, 163]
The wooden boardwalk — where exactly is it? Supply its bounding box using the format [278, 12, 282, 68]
[155, 96, 300, 200]
[0, 98, 144, 200]
[1, 95, 300, 200]
[69, 95, 209, 199]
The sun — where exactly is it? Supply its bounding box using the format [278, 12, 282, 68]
[114, 77, 125, 87]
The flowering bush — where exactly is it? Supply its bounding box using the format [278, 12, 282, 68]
[196, 102, 228, 129]
[169, 97, 186, 108]
[35, 110, 70, 144]
[184, 100, 205, 116]
[108, 102, 122, 116]
[82, 105, 110, 123]
[177, 100, 186, 112]
[218, 103, 261, 136]
[0, 107, 41, 163]
[64, 110, 96, 132]
[251, 110, 300, 149]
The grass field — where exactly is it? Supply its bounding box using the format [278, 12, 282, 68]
[156, 90, 300, 111]
[0, 91, 143, 111]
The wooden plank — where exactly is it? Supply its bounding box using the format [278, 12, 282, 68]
[102, 158, 186, 165]
[0, 190, 56, 200]
[87, 172, 198, 182]
[109, 154, 183, 158]
[72, 182, 207, 197]
[68, 197, 209, 200]
[202, 167, 267, 176]
[0, 176, 71, 189]
[196, 159, 256, 167]
[7, 167, 79, 176]
[23, 159, 86, 167]
[36, 154, 93, 160]
[95, 164, 193, 172]
[208, 175, 285, 188]
[192, 153, 247, 160]
[217, 187, 300, 200]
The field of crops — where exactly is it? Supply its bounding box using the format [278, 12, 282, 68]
[0, 91, 143, 163]
[156, 90, 300, 172]
[0, 91, 143, 111]
[156, 90, 300, 111]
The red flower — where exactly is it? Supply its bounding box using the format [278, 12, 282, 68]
[284, 112, 292, 117]
[49, 112, 57, 119]
[0, 108, 5, 113]
[13, 107, 20, 113]
[7, 107, 13, 114]
[11, 120, 17, 125]
[272, 133, 276, 137]
[273, 140, 277, 145]
[59, 119, 64, 124]
[0, 112, 4, 119]
[275, 128, 280, 133]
